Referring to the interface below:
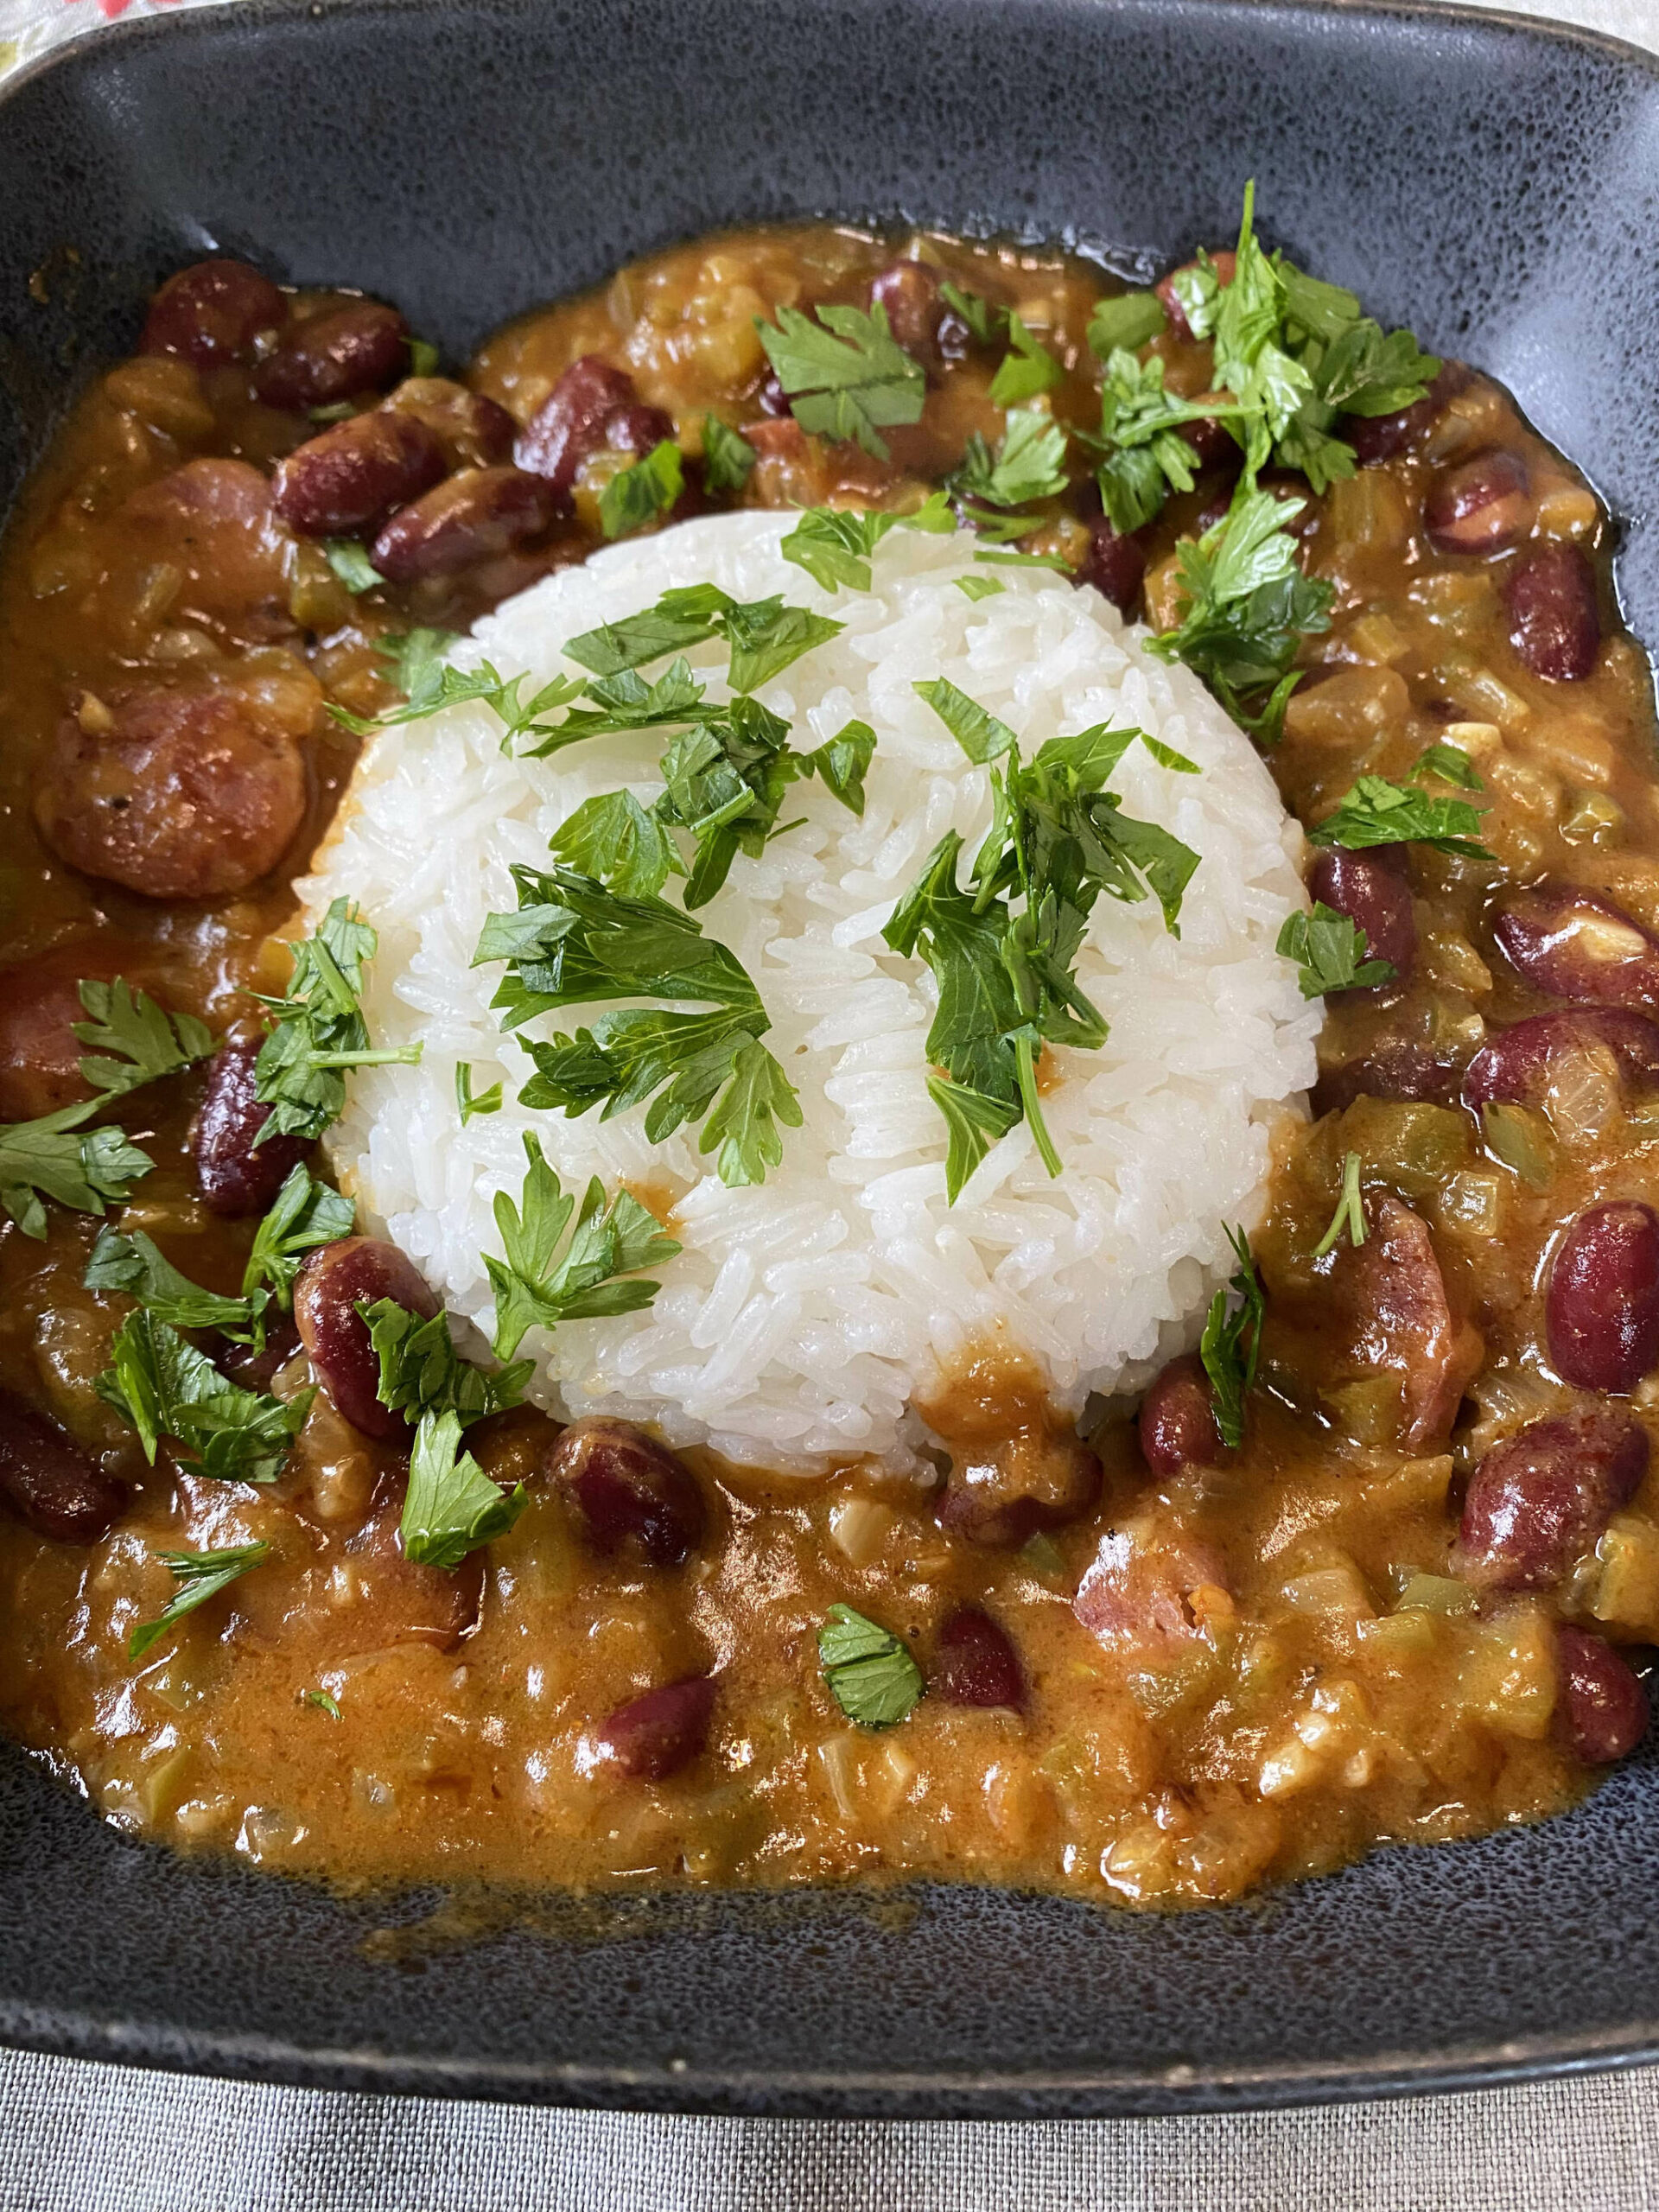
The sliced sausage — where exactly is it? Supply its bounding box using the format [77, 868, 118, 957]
[0, 1389, 124, 1543]
[117, 458, 296, 641]
[0, 938, 135, 1123]
[1074, 1522, 1227, 1659]
[34, 687, 307, 901]
[1456, 1407, 1648, 1591]
[1332, 1196, 1483, 1451]
[938, 1426, 1101, 1549]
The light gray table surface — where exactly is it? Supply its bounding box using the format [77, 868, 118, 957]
[3, 0, 1659, 2202]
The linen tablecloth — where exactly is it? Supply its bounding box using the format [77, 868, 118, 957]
[3, 0, 1659, 2201]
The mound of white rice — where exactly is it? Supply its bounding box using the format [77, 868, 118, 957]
[302, 512, 1318, 1472]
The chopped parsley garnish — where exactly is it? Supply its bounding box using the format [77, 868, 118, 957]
[303, 1688, 342, 1719]
[1086, 290, 1167, 357]
[1275, 903, 1396, 997]
[85, 1227, 257, 1338]
[755, 301, 926, 460]
[778, 495, 954, 594]
[328, 631, 582, 747]
[359, 1299, 532, 1427]
[818, 1604, 924, 1730]
[1314, 1150, 1369, 1258]
[1413, 741, 1484, 791]
[956, 575, 1005, 601]
[455, 1062, 504, 1125]
[1198, 1225, 1264, 1449]
[563, 582, 842, 696]
[481, 1133, 681, 1361]
[1087, 347, 1243, 535]
[130, 1543, 270, 1661]
[241, 1164, 356, 1309]
[0, 978, 210, 1239]
[938, 280, 1006, 346]
[1146, 486, 1334, 741]
[97, 1311, 311, 1485]
[73, 979, 213, 1102]
[476, 869, 803, 1191]
[950, 407, 1070, 538]
[252, 898, 423, 1147]
[988, 315, 1065, 407]
[887, 697, 1198, 1198]
[1307, 774, 1492, 860]
[702, 416, 758, 494]
[599, 439, 684, 540]
[323, 540, 381, 594]
[407, 337, 441, 378]
[400, 1408, 526, 1569]
[973, 548, 1072, 572]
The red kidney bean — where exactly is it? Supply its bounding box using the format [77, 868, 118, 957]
[193, 1032, 308, 1217]
[1456, 1406, 1648, 1592]
[382, 378, 516, 469]
[1155, 249, 1236, 340]
[605, 401, 677, 458]
[1138, 1354, 1221, 1478]
[516, 355, 637, 501]
[1505, 539, 1600, 682]
[370, 466, 561, 583]
[0, 1389, 124, 1543]
[343, 1473, 483, 1649]
[1343, 361, 1470, 467]
[1313, 1039, 1461, 1117]
[1463, 1007, 1659, 1109]
[936, 1605, 1026, 1710]
[272, 410, 446, 538]
[253, 301, 410, 410]
[1556, 1625, 1649, 1763]
[939, 1427, 1101, 1548]
[1422, 448, 1533, 556]
[551, 1417, 705, 1567]
[1308, 847, 1416, 985]
[754, 370, 791, 418]
[34, 687, 306, 901]
[1491, 885, 1659, 1009]
[1548, 1201, 1659, 1394]
[294, 1237, 440, 1440]
[1077, 515, 1147, 615]
[869, 260, 944, 361]
[593, 1675, 716, 1781]
[141, 258, 287, 369]
[218, 1314, 302, 1395]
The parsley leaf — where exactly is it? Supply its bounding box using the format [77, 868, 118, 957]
[482, 1133, 680, 1360]
[0, 1107, 153, 1242]
[323, 540, 381, 594]
[755, 301, 926, 460]
[888, 699, 1198, 1197]
[400, 1408, 526, 1569]
[359, 1299, 532, 1427]
[563, 586, 842, 698]
[1412, 741, 1484, 791]
[956, 575, 1006, 601]
[1314, 1150, 1369, 1258]
[938, 280, 1007, 346]
[130, 1543, 270, 1661]
[480, 868, 803, 1188]
[950, 407, 1070, 522]
[329, 632, 583, 748]
[778, 495, 954, 594]
[599, 439, 684, 540]
[1146, 486, 1335, 741]
[818, 1604, 924, 1730]
[1307, 774, 1493, 860]
[1198, 1225, 1264, 1448]
[1086, 346, 1246, 535]
[241, 1164, 356, 1307]
[702, 415, 758, 494]
[98, 1310, 311, 1484]
[1275, 903, 1396, 997]
[85, 1227, 257, 1336]
[73, 979, 213, 1103]
[1087, 291, 1167, 356]
[455, 1061, 505, 1126]
[304, 1688, 341, 1718]
[988, 314, 1064, 406]
[550, 789, 684, 899]
[253, 899, 422, 1147]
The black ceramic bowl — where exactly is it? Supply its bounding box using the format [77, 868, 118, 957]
[3, 0, 1659, 2120]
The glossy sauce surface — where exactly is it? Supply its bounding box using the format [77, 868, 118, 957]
[0, 224, 1656, 1909]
